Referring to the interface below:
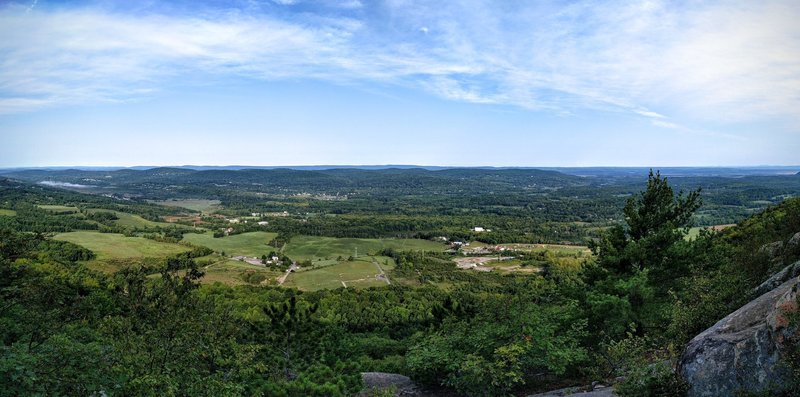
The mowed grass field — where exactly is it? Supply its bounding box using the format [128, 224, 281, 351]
[53, 231, 191, 272]
[284, 236, 446, 262]
[0, 209, 16, 216]
[482, 259, 541, 274]
[497, 243, 591, 255]
[200, 259, 283, 286]
[283, 257, 395, 290]
[37, 204, 80, 213]
[182, 231, 278, 257]
[152, 199, 221, 213]
[686, 224, 735, 240]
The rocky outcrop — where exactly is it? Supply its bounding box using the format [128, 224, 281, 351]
[787, 232, 800, 258]
[759, 232, 800, 269]
[754, 260, 800, 296]
[759, 240, 785, 259]
[788, 232, 800, 250]
[359, 374, 617, 397]
[360, 372, 421, 396]
[679, 275, 799, 396]
[527, 385, 615, 397]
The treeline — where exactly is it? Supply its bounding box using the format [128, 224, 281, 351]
[206, 213, 596, 244]
[0, 179, 185, 234]
[0, 204, 99, 233]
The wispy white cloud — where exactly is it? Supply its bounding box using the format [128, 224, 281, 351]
[1, 0, 798, 130]
[271, 0, 298, 6]
[25, 0, 37, 13]
[651, 119, 679, 129]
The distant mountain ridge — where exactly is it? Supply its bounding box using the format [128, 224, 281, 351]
[0, 167, 588, 196]
[2, 165, 798, 178]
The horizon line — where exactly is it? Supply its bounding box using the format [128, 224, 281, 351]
[2, 164, 800, 170]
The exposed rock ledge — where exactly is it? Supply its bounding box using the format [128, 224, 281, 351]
[679, 270, 799, 396]
[360, 372, 420, 396]
[527, 385, 615, 397]
[359, 373, 615, 397]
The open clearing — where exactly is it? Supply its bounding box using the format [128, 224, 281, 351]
[686, 224, 736, 240]
[200, 259, 283, 286]
[454, 256, 541, 273]
[0, 209, 16, 216]
[481, 259, 541, 274]
[54, 231, 190, 260]
[495, 243, 591, 255]
[183, 231, 278, 257]
[284, 236, 445, 262]
[53, 231, 191, 272]
[37, 204, 80, 213]
[454, 256, 515, 272]
[151, 199, 221, 213]
[283, 257, 395, 291]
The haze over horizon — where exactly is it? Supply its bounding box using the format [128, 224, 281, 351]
[3, 163, 800, 168]
[2, 0, 799, 167]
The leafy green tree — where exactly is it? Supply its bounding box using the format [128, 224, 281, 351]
[0, 233, 116, 396]
[586, 171, 700, 339]
[104, 266, 254, 396]
[263, 292, 319, 380]
[592, 170, 701, 276]
[407, 292, 587, 396]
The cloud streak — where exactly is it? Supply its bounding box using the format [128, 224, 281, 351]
[1, 0, 799, 128]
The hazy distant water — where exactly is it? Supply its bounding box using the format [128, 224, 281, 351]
[39, 181, 94, 188]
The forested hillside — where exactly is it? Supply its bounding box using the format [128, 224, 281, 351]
[3, 167, 799, 244]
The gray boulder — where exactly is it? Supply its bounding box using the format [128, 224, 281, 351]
[527, 389, 614, 397]
[787, 232, 800, 257]
[788, 232, 800, 250]
[679, 275, 799, 396]
[527, 383, 616, 397]
[360, 372, 421, 396]
[753, 260, 800, 296]
[759, 240, 784, 259]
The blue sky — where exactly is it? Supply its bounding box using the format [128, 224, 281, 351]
[0, 0, 798, 167]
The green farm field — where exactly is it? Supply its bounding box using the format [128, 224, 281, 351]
[283, 257, 395, 291]
[151, 199, 221, 213]
[200, 259, 283, 286]
[283, 235, 446, 262]
[53, 231, 191, 272]
[497, 243, 591, 255]
[686, 224, 736, 240]
[182, 231, 278, 257]
[0, 209, 16, 216]
[481, 259, 541, 274]
[37, 204, 80, 213]
[686, 227, 703, 240]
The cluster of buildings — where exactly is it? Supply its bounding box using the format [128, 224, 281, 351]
[227, 217, 269, 226]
